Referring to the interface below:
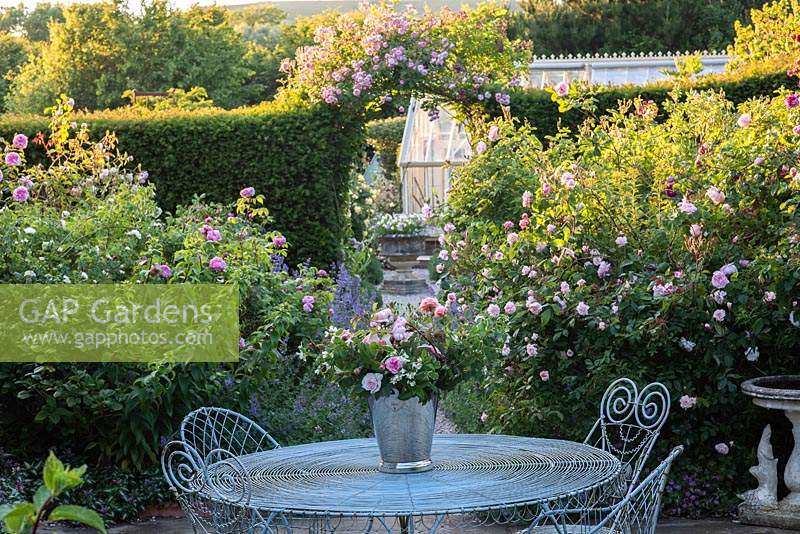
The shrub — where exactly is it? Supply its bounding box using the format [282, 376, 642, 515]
[507, 0, 761, 57]
[0, 96, 364, 266]
[727, 0, 800, 71]
[483, 61, 795, 139]
[281, 3, 530, 132]
[0, 98, 356, 472]
[439, 89, 800, 516]
[366, 116, 405, 177]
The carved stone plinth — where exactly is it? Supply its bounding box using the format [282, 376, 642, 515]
[741, 376, 800, 531]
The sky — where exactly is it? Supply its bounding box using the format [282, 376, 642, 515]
[0, 0, 352, 7]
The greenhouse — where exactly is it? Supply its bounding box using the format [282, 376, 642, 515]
[398, 51, 729, 213]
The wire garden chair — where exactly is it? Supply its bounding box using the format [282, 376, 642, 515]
[162, 408, 280, 534]
[584, 378, 671, 491]
[180, 407, 281, 459]
[523, 445, 684, 534]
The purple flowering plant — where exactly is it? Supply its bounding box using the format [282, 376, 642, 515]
[281, 3, 530, 129]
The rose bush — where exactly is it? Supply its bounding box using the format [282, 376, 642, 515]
[0, 99, 363, 475]
[438, 87, 800, 514]
[282, 2, 530, 130]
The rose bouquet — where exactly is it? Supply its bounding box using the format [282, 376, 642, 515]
[314, 295, 507, 403]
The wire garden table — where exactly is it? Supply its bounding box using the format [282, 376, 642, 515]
[192, 434, 623, 533]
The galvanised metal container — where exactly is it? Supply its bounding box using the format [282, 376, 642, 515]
[368, 391, 437, 473]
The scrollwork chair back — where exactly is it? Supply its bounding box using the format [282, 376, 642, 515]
[525, 445, 683, 534]
[585, 378, 671, 489]
[180, 407, 280, 460]
[161, 440, 255, 534]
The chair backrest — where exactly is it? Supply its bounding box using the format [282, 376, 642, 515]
[522, 446, 683, 534]
[585, 378, 671, 488]
[180, 407, 280, 462]
[599, 445, 684, 534]
[161, 439, 256, 534]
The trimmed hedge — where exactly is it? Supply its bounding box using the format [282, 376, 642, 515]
[487, 61, 794, 138]
[0, 98, 364, 265]
[365, 116, 405, 177]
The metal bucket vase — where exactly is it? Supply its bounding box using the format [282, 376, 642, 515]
[368, 391, 437, 474]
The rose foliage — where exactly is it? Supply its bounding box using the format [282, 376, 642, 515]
[439, 87, 800, 512]
[0, 98, 348, 469]
[282, 2, 530, 126]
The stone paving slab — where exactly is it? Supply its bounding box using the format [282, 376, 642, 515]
[41, 516, 797, 533]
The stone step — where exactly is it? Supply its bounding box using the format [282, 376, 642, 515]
[382, 270, 430, 295]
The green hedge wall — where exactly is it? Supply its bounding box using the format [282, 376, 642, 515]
[0, 99, 364, 265]
[487, 62, 794, 138]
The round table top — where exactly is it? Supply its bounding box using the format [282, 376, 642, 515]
[226, 434, 622, 517]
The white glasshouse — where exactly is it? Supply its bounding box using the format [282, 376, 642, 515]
[397, 51, 729, 214]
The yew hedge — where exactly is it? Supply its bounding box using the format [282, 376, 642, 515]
[0, 97, 364, 265]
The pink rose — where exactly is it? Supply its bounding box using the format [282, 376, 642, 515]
[209, 256, 226, 272]
[706, 186, 725, 205]
[12, 186, 29, 202]
[488, 124, 500, 141]
[679, 395, 697, 409]
[713, 309, 726, 322]
[272, 235, 287, 247]
[715, 442, 730, 455]
[419, 297, 440, 313]
[503, 301, 516, 314]
[539, 370, 550, 382]
[12, 133, 28, 149]
[542, 181, 551, 196]
[5, 152, 21, 166]
[507, 232, 519, 245]
[597, 261, 611, 278]
[560, 172, 576, 189]
[576, 301, 589, 316]
[384, 356, 404, 374]
[690, 224, 703, 237]
[487, 303, 500, 317]
[434, 305, 448, 317]
[711, 270, 729, 289]
[475, 141, 487, 154]
[206, 228, 221, 242]
[615, 235, 627, 246]
[737, 113, 751, 128]
[679, 198, 697, 214]
[361, 372, 383, 394]
[240, 187, 255, 198]
[302, 295, 315, 312]
[522, 190, 533, 208]
[553, 81, 569, 97]
[373, 308, 393, 324]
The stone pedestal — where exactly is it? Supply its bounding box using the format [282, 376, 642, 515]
[740, 376, 800, 531]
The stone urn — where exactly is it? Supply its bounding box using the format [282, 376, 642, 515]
[740, 376, 800, 530]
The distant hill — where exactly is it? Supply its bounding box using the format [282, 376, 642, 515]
[224, 0, 520, 21]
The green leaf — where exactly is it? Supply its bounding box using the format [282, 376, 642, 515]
[43, 451, 86, 497]
[2, 503, 36, 534]
[0, 504, 14, 521]
[48, 505, 107, 533]
[32, 485, 50, 511]
[42, 451, 65, 494]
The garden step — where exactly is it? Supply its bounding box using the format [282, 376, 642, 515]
[382, 269, 429, 295]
